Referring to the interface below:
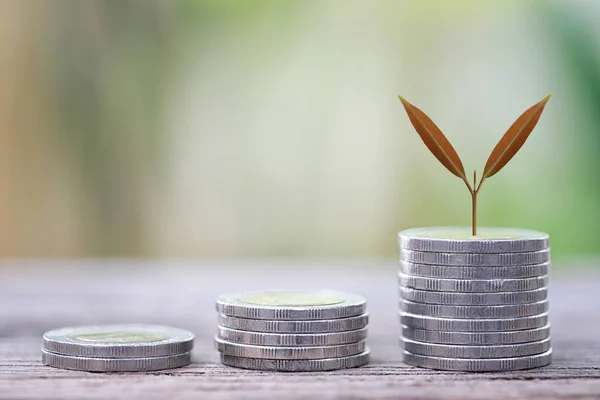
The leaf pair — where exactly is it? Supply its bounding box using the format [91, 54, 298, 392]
[398, 94, 551, 235]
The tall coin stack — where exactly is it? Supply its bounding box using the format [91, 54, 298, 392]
[42, 324, 194, 372]
[398, 227, 552, 372]
[215, 290, 370, 371]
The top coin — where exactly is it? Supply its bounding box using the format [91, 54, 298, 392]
[43, 324, 195, 358]
[398, 227, 549, 253]
[216, 290, 367, 320]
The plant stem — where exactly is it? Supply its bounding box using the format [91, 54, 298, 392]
[472, 170, 477, 236]
[471, 191, 477, 236]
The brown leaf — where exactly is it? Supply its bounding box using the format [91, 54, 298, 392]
[398, 96, 466, 180]
[482, 94, 551, 180]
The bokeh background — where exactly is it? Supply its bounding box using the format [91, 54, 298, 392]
[1, 0, 599, 262]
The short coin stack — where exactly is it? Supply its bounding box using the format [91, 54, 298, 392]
[398, 227, 552, 372]
[215, 290, 370, 371]
[42, 324, 194, 372]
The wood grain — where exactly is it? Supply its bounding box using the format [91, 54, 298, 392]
[1, 261, 599, 400]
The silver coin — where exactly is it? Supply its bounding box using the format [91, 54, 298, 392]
[400, 260, 550, 279]
[217, 326, 368, 346]
[402, 348, 552, 371]
[398, 273, 548, 293]
[220, 348, 370, 372]
[216, 290, 366, 320]
[218, 313, 369, 333]
[400, 312, 549, 332]
[401, 337, 551, 359]
[214, 337, 366, 360]
[42, 324, 194, 358]
[399, 287, 547, 306]
[42, 349, 191, 372]
[402, 324, 551, 345]
[401, 249, 550, 266]
[399, 299, 549, 318]
[399, 227, 549, 253]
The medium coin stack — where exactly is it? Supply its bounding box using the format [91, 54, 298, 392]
[42, 324, 194, 372]
[398, 227, 552, 372]
[215, 290, 370, 372]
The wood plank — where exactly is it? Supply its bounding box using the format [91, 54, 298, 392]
[1, 261, 599, 399]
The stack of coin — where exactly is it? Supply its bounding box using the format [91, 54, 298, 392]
[42, 324, 194, 372]
[398, 227, 552, 372]
[214, 290, 370, 371]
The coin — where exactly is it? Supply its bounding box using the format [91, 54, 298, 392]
[398, 227, 549, 253]
[42, 324, 194, 358]
[217, 313, 369, 333]
[402, 324, 550, 345]
[399, 299, 549, 318]
[42, 349, 191, 372]
[220, 349, 370, 372]
[217, 326, 368, 346]
[401, 337, 551, 358]
[399, 287, 547, 306]
[398, 273, 548, 293]
[214, 337, 366, 359]
[216, 290, 366, 320]
[402, 348, 552, 371]
[401, 249, 550, 266]
[399, 312, 549, 332]
[400, 261, 550, 279]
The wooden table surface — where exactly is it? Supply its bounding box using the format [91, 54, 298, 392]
[1, 260, 599, 400]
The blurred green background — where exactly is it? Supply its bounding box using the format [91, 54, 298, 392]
[0, 0, 598, 261]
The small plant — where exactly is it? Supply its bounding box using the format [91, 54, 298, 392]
[399, 94, 551, 236]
